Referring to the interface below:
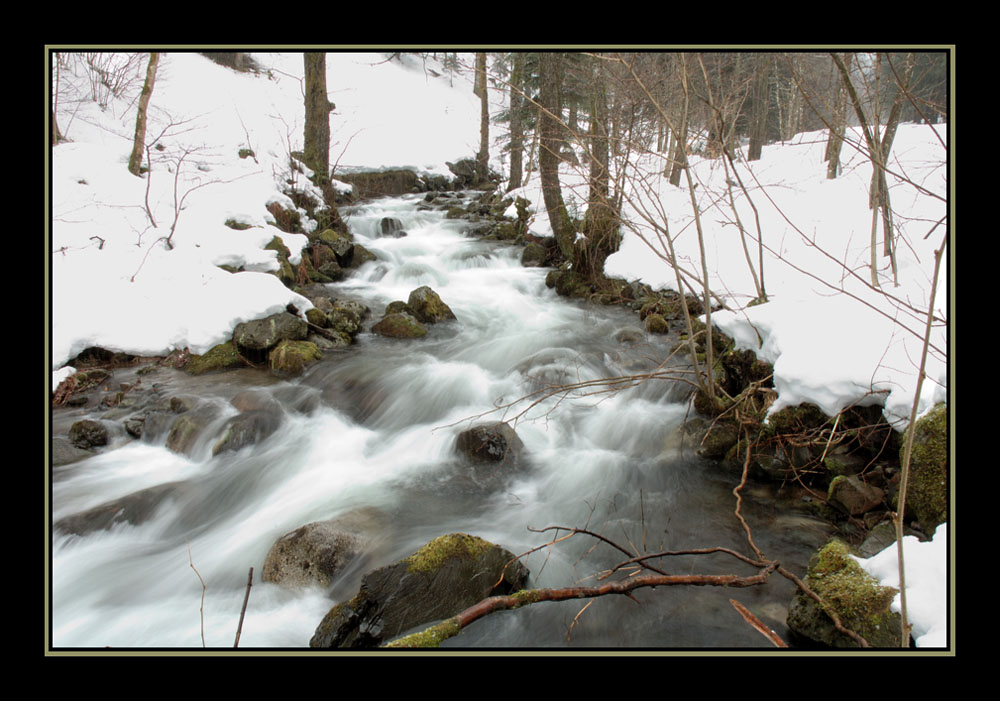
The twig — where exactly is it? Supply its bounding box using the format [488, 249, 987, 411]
[186, 541, 207, 648]
[729, 599, 788, 647]
[234, 566, 254, 648]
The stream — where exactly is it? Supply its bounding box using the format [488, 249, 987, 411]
[50, 191, 834, 649]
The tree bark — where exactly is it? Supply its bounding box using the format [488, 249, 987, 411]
[474, 52, 489, 185]
[580, 55, 619, 280]
[303, 52, 331, 181]
[747, 54, 771, 161]
[538, 52, 575, 260]
[825, 53, 852, 179]
[506, 52, 526, 192]
[127, 52, 159, 176]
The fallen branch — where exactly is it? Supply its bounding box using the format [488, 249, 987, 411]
[384, 562, 779, 648]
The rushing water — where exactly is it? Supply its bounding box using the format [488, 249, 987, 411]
[50, 192, 833, 650]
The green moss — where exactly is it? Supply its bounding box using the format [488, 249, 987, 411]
[902, 403, 948, 531]
[405, 533, 492, 574]
[383, 616, 463, 648]
[268, 340, 322, 375]
[510, 589, 540, 608]
[186, 342, 244, 375]
[804, 539, 900, 646]
[372, 312, 427, 338]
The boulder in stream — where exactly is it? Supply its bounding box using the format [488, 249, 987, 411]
[371, 312, 427, 338]
[406, 285, 456, 323]
[455, 422, 524, 470]
[261, 509, 382, 589]
[309, 533, 528, 648]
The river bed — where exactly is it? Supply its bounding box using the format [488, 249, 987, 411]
[50, 192, 834, 649]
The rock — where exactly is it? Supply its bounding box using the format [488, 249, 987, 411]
[166, 404, 221, 457]
[378, 217, 407, 238]
[316, 229, 354, 259]
[68, 419, 108, 450]
[644, 313, 670, 334]
[902, 403, 948, 532]
[406, 286, 456, 323]
[212, 409, 282, 455]
[827, 475, 885, 516]
[521, 242, 548, 267]
[696, 421, 739, 460]
[261, 512, 380, 589]
[446, 158, 478, 188]
[269, 339, 322, 375]
[455, 422, 524, 469]
[186, 342, 245, 375]
[327, 300, 369, 337]
[305, 307, 328, 327]
[309, 533, 529, 648]
[56, 482, 188, 536]
[786, 539, 901, 648]
[233, 312, 308, 356]
[350, 244, 378, 267]
[372, 312, 427, 339]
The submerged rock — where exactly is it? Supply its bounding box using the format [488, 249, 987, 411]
[55, 482, 188, 536]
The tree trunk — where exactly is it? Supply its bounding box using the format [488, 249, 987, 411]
[538, 52, 574, 260]
[474, 52, 489, 185]
[303, 52, 331, 181]
[127, 52, 159, 176]
[747, 54, 771, 161]
[825, 53, 852, 179]
[507, 52, 525, 192]
[580, 55, 619, 280]
[303, 52, 348, 232]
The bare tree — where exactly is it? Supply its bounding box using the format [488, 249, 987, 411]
[127, 52, 160, 177]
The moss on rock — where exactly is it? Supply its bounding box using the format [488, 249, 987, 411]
[268, 339, 322, 375]
[405, 533, 494, 574]
[902, 403, 948, 532]
[186, 342, 245, 375]
[787, 538, 901, 648]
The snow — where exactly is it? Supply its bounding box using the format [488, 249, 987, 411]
[49, 50, 950, 648]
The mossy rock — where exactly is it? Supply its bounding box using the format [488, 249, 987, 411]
[407, 286, 456, 323]
[372, 312, 427, 339]
[350, 244, 378, 267]
[644, 313, 670, 334]
[546, 270, 591, 298]
[264, 235, 291, 260]
[901, 403, 948, 532]
[68, 419, 108, 450]
[316, 228, 354, 257]
[268, 339, 322, 375]
[384, 300, 415, 316]
[186, 341, 245, 375]
[521, 242, 548, 267]
[305, 307, 328, 328]
[763, 403, 831, 438]
[310, 533, 529, 648]
[786, 539, 901, 648]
